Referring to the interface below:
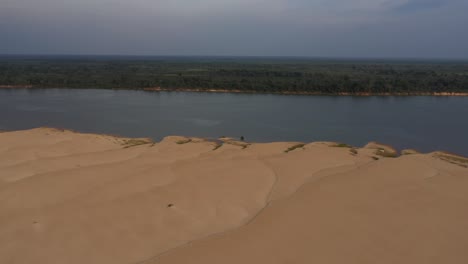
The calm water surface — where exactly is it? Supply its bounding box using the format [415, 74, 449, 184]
[1, 89, 467, 156]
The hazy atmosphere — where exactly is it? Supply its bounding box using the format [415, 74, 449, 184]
[2, 0, 468, 58]
[2, 1, 468, 264]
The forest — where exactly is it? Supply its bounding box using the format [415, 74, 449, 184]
[1, 56, 467, 94]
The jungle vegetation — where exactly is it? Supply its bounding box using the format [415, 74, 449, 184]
[1, 56, 467, 94]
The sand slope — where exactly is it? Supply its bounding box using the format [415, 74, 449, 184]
[0, 128, 467, 264]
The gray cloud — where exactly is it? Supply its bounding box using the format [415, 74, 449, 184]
[1, 0, 467, 58]
[393, 0, 448, 13]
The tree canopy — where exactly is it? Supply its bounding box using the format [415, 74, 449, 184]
[1, 56, 467, 94]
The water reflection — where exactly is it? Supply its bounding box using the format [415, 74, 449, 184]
[1, 89, 467, 156]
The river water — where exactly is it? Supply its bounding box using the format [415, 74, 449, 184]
[1, 88, 467, 156]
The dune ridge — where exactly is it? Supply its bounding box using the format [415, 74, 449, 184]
[0, 128, 467, 264]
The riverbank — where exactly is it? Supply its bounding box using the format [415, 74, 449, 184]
[1, 128, 467, 264]
[1, 85, 468, 96]
[0, 85, 33, 89]
[142, 87, 468, 96]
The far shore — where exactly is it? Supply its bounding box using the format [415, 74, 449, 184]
[1, 85, 468, 96]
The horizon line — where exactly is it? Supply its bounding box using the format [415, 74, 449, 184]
[1, 54, 468, 62]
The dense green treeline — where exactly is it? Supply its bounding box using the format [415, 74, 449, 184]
[0, 56, 467, 94]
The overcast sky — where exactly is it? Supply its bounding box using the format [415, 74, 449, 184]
[1, 0, 467, 58]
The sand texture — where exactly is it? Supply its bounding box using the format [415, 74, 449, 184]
[0, 128, 467, 264]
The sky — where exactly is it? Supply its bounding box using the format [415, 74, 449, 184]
[1, 0, 467, 58]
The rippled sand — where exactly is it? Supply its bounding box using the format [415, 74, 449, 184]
[0, 128, 467, 264]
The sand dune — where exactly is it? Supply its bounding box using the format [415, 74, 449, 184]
[0, 128, 467, 264]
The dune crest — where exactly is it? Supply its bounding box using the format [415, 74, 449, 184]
[0, 128, 467, 264]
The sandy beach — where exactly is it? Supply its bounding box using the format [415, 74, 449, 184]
[2, 85, 468, 96]
[0, 128, 467, 264]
